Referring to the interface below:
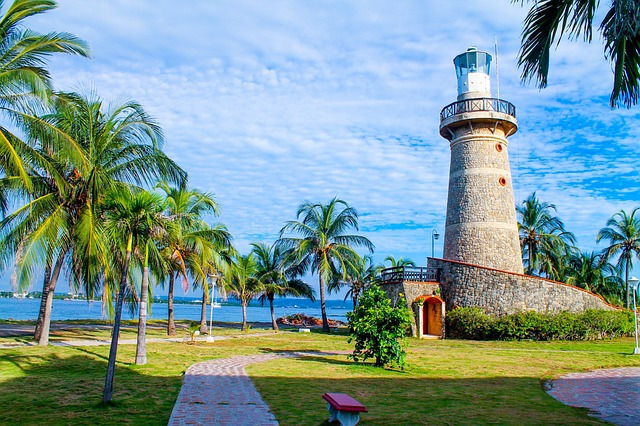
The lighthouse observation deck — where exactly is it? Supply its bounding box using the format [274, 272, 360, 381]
[440, 97, 515, 122]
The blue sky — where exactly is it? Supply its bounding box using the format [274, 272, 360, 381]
[2, 0, 639, 296]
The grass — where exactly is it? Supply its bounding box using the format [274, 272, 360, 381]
[0, 326, 639, 425]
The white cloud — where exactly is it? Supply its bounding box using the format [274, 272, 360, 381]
[8, 0, 638, 295]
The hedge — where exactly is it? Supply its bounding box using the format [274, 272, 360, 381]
[446, 307, 635, 341]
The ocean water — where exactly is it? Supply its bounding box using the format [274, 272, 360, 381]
[0, 296, 351, 323]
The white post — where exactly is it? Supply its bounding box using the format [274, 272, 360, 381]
[206, 276, 216, 343]
[630, 277, 639, 355]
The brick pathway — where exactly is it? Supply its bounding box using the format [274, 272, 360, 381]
[546, 367, 640, 426]
[168, 351, 348, 425]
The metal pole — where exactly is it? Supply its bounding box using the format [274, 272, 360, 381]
[634, 281, 639, 355]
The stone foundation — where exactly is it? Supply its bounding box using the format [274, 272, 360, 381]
[428, 258, 616, 316]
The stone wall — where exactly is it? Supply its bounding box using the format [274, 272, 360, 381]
[428, 258, 616, 315]
[383, 281, 441, 336]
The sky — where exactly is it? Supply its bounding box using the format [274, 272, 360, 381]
[2, 0, 639, 297]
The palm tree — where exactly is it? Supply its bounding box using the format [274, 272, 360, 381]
[597, 208, 640, 308]
[156, 182, 224, 335]
[0, 0, 90, 186]
[278, 198, 374, 332]
[102, 188, 165, 402]
[330, 253, 379, 310]
[224, 253, 263, 331]
[517, 192, 576, 276]
[566, 251, 623, 302]
[383, 255, 415, 268]
[191, 225, 233, 334]
[515, 0, 640, 107]
[251, 242, 315, 331]
[0, 92, 185, 345]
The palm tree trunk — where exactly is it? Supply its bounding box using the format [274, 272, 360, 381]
[135, 246, 149, 365]
[528, 241, 535, 275]
[167, 272, 176, 336]
[103, 237, 133, 403]
[626, 257, 631, 309]
[269, 295, 278, 331]
[241, 300, 248, 331]
[200, 288, 207, 334]
[37, 249, 68, 346]
[319, 273, 329, 332]
[33, 262, 52, 341]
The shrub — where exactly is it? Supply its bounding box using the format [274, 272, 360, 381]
[347, 285, 413, 368]
[446, 307, 634, 341]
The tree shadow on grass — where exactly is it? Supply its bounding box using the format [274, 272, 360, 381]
[0, 351, 181, 425]
[251, 374, 605, 426]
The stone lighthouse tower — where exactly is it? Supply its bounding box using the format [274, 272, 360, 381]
[439, 47, 523, 274]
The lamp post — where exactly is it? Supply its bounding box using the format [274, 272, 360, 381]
[431, 229, 440, 259]
[630, 276, 639, 355]
[206, 274, 218, 343]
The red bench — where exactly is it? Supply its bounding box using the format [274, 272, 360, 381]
[322, 393, 367, 425]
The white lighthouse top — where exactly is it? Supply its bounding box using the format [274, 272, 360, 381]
[454, 47, 492, 100]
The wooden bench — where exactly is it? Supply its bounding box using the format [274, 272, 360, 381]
[322, 392, 367, 426]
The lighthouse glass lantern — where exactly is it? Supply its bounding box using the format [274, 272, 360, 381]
[453, 47, 492, 100]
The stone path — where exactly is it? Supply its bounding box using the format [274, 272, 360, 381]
[546, 367, 640, 426]
[169, 351, 348, 425]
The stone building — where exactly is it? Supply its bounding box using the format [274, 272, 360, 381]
[382, 48, 615, 338]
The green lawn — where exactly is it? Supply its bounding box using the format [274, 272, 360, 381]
[0, 328, 638, 425]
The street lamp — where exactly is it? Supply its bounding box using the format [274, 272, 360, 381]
[206, 274, 218, 343]
[630, 276, 640, 355]
[431, 229, 440, 259]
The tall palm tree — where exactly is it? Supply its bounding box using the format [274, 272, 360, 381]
[383, 255, 415, 268]
[566, 250, 623, 301]
[252, 242, 315, 331]
[0, 0, 90, 187]
[224, 253, 263, 331]
[597, 208, 640, 308]
[101, 188, 165, 402]
[156, 182, 223, 335]
[517, 192, 576, 276]
[190, 225, 233, 334]
[278, 198, 374, 332]
[0, 92, 185, 345]
[515, 0, 640, 107]
[330, 253, 379, 310]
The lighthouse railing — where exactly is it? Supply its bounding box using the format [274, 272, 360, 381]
[380, 266, 440, 284]
[440, 97, 516, 121]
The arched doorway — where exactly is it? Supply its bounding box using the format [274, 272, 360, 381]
[420, 296, 444, 337]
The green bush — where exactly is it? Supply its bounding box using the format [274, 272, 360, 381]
[347, 285, 413, 368]
[446, 307, 634, 341]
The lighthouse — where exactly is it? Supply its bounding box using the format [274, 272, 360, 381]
[439, 47, 523, 274]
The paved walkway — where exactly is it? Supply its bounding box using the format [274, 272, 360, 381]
[546, 367, 640, 425]
[169, 351, 348, 426]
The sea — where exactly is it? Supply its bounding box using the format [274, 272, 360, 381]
[0, 295, 352, 323]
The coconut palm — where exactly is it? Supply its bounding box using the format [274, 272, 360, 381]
[517, 192, 576, 276]
[0, 0, 90, 187]
[224, 253, 263, 331]
[101, 188, 166, 402]
[566, 251, 623, 301]
[597, 208, 640, 308]
[515, 0, 640, 107]
[278, 198, 374, 332]
[0, 92, 185, 345]
[191, 225, 233, 334]
[330, 253, 379, 310]
[155, 182, 224, 335]
[251, 242, 315, 331]
[383, 255, 415, 268]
